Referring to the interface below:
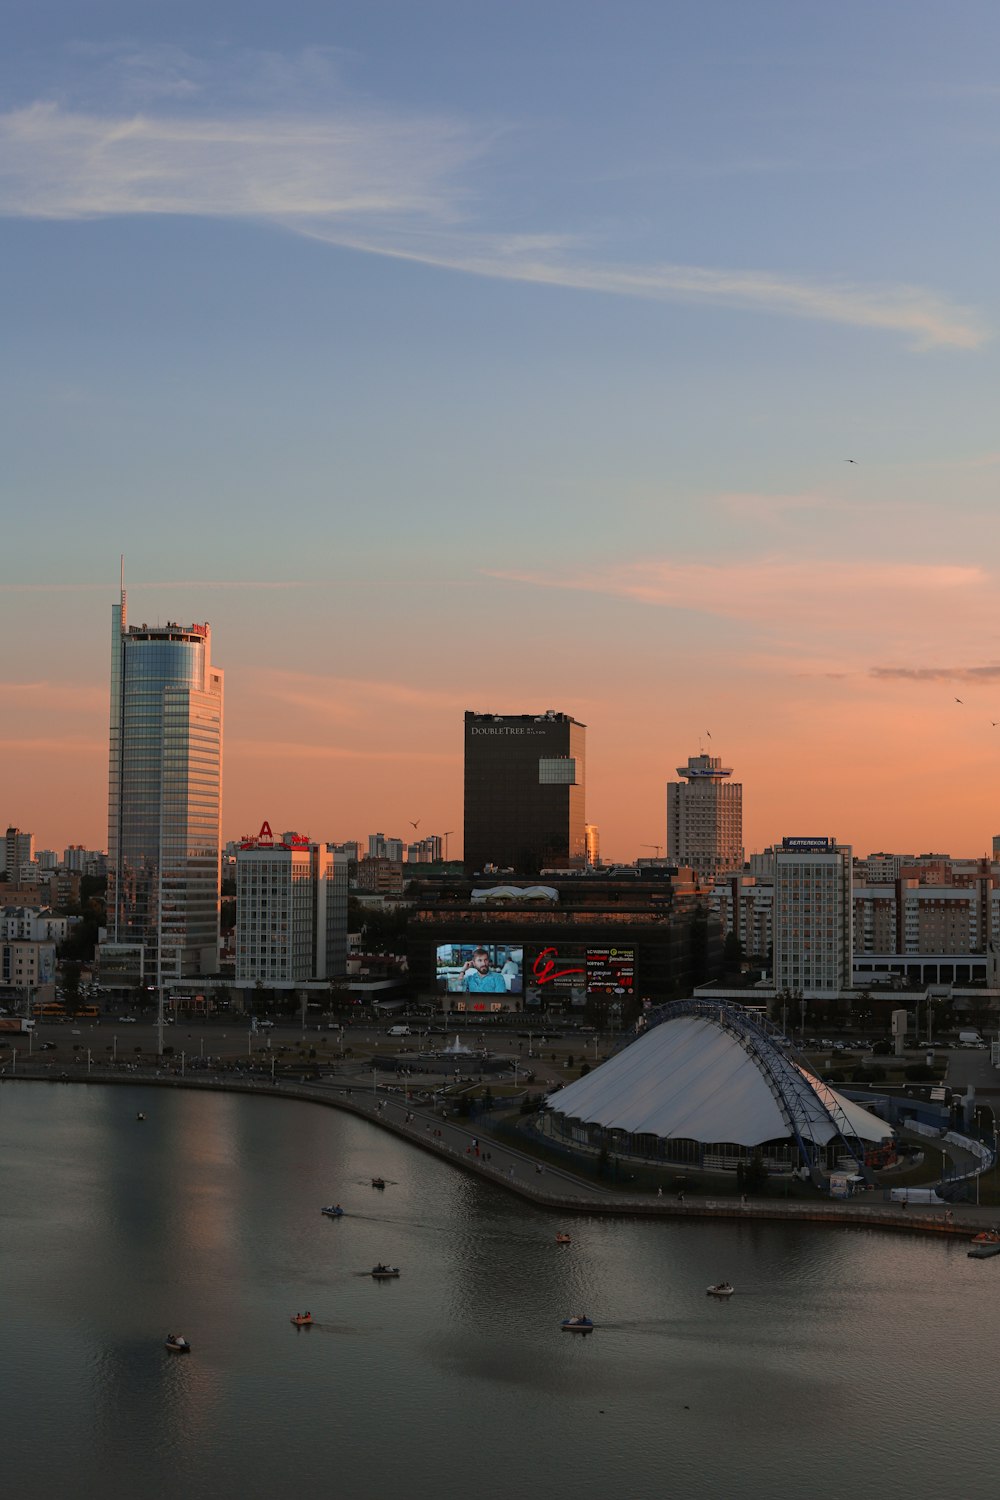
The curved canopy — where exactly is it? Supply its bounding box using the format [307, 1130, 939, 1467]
[547, 1013, 890, 1150]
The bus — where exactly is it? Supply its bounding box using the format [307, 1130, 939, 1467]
[33, 1002, 65, 1019]
[73, 1005, 100, 1019]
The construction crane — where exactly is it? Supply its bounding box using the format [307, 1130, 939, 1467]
[642, 844, 663, 858]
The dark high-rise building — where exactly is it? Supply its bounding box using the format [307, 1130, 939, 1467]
[463, 710, 586, 875]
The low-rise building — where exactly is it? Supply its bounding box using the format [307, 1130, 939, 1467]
[0, 937, 57, 1001]
[0, 906, 71, 943]
[408, 870, 723, 1013]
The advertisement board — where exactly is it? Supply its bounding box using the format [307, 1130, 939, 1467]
[585, 946, 635, 995]
[436, 943, 522, 996]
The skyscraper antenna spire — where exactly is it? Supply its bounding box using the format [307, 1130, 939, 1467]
[120, 554, 127, 629]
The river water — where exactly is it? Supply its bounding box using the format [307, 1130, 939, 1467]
[1, 1082, 996, 1500]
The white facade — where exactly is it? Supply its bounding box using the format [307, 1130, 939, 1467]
[666, 753, 743, 883]
[236, 831, 348, 988]
[368, 832, 404, 861]
[548, 1013, 890, 1151]
[774, 837, 853, 997]
[1, 938, 57, 992]
[0, 906, 71, 943]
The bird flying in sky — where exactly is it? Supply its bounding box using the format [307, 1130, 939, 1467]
[845, 458, 857, 463]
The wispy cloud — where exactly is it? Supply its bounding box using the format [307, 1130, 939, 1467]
[251, 669, 472, 725]
[0, 736, 104, 753]
[0, 680, 104, 710]
[0, 65, 986, 350]
[870, 664, 1000, 682]
[314, 229, 985, 350]
[488, 557, 984, 621]
[229, 738, 456, 764]
[717, 491, 829, 523]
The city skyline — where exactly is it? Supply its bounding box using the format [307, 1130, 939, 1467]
[5, 5, 1000, 858]
[6, 573, 1000, 861]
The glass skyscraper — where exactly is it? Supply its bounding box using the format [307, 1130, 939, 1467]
[108, 591, 224, 980]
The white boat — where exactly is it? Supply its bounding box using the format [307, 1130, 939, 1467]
[707, 1283, 734, 1297]
[321, 1205, 345, 1218]
[560, 1315, 594, 1332]
[165, 1334, 191, 1352]
[371, 1264, 400, 1279]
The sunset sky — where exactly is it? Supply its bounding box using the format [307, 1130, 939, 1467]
[4, 2, 1000, 861]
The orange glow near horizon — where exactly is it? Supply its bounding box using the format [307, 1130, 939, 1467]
[5, 617, 1000, 863]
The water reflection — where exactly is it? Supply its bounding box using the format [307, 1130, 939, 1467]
[0, 1084, 996, 1500]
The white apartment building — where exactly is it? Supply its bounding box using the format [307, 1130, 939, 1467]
[773, 837, 853, 997]
[666, 753, 743, 883]
[368, 832, 404, 862]
[236, 826, 348, 988]
[713, 874, 774, 960]
[1, 938, 57, 995]
[0, 906, 71, 943]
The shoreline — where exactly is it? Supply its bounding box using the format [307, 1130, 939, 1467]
[4, 1064, 994, 1241]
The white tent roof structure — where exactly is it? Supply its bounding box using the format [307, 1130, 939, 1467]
[547, 1011, 891, 1151]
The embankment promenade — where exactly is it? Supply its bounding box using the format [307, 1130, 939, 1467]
[4, 1062, 995, 1241]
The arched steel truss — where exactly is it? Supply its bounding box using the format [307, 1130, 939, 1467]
[634, 999, 873, 1180]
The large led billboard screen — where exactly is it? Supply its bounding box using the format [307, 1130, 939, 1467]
[436, 943, 523, 996]
[585, 946, 635, 995]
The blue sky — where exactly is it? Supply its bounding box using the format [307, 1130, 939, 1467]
[4, 2, 1000, 857]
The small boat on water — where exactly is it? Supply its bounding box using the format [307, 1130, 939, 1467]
[165, 1335, 190, 1353]
[137, 1112, 146, 1121]
[968, 1230, 1000, 1259]
[321, 1205, 345, 1218]
[290, 1313, 314, 1326]
[555, 1233, 571, 1245]
[371, 1177, 386, 1189]
[560, 1315, 594, 1332]
[707, 1283, 735, 1297]
[371, 1264, 400, 1279]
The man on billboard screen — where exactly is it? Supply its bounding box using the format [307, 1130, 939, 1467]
[461, 948, 507, 994]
